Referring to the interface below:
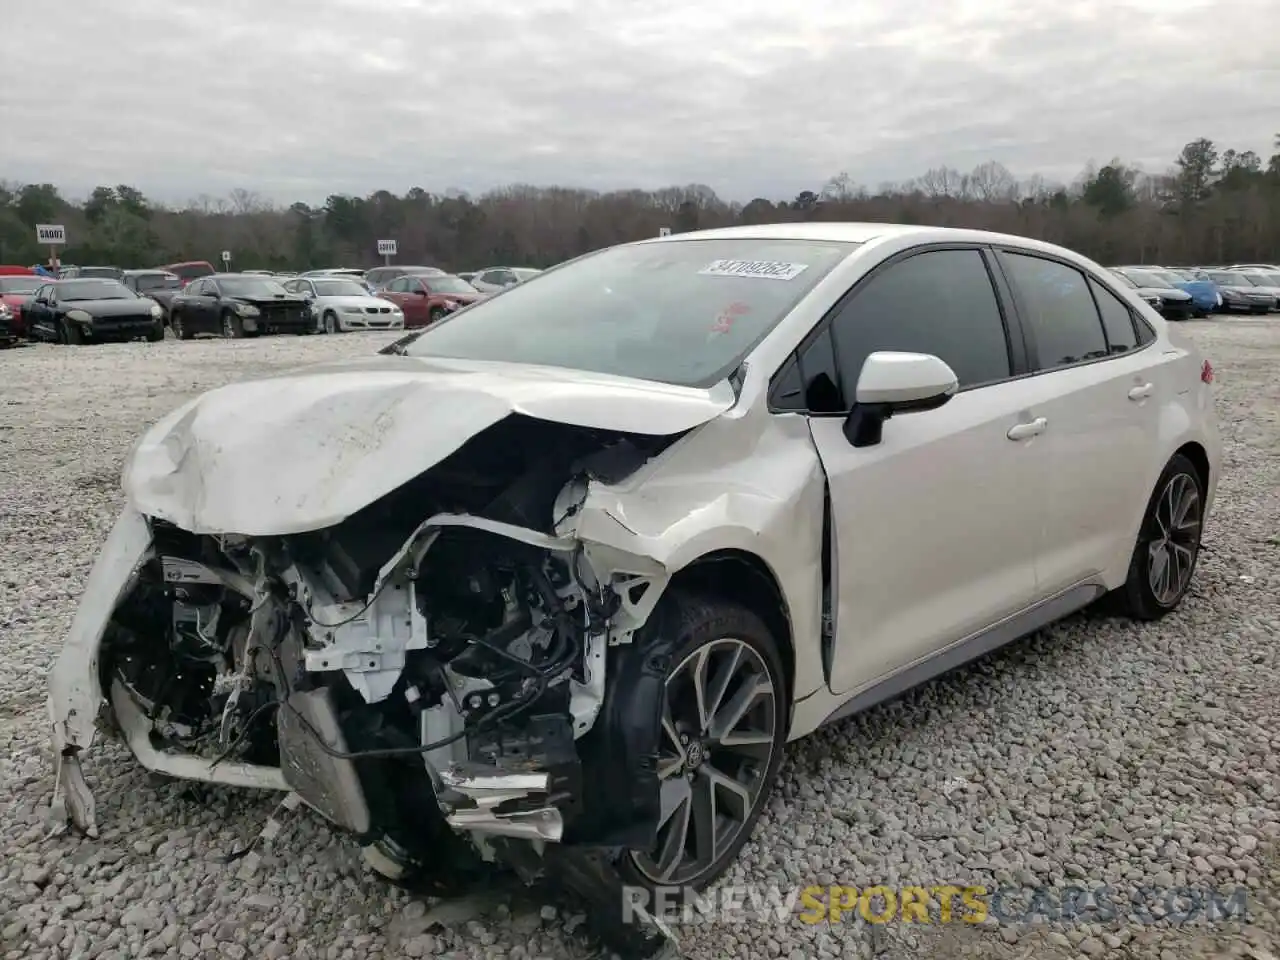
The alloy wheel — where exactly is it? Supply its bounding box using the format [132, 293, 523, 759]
[630, 637, 778, 886]
[1147, 472, 1202, 606]
[172, 316, 184, 340]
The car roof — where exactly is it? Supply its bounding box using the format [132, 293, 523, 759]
[123, 269, 176, 276]
[639, 221, 1091, 256]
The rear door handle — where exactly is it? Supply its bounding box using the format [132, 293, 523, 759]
[1007, 417, 1048, 441]
[1128, 383, 1154, 400]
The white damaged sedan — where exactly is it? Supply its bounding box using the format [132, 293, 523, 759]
[47, 223, 1220, 953]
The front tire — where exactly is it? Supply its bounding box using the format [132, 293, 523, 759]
[618, 593, 786, 895]
[62, 319, 84, 345]
[428, 307, 445, 324]
[221, 311, 244, 339]
[1113, 453, 1205, 620]
[323, 311, 340, 334]
[145, 321, 163, 342]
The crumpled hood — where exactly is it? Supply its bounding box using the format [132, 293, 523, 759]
[122, 354, 736, 536]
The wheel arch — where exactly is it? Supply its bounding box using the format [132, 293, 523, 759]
[665, 548, 796, 707]
[1173, 440, 1210, 495]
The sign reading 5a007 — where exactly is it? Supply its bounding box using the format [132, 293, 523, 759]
[37, 224, 67, 245]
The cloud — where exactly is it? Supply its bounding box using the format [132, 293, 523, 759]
[1, 0, 1276, 205]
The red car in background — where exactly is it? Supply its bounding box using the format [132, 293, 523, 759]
[0, 270, 44, 340]
[159, 261, 217, 287]
[378, 273, 486, 327]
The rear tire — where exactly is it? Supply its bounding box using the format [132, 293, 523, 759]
[1111, 453, 1205, 621]
[428, 307, 445, 324]
[171, 312, 192, 340]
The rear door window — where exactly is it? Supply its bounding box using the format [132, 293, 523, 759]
[1001, 253, 1109, 370]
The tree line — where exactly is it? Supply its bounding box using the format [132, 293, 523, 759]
[2, 136, 1278, 274]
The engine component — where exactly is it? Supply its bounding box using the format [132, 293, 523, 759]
[283, 561, 430, 704]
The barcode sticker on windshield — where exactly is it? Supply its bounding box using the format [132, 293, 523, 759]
[699, 260, 809, 281]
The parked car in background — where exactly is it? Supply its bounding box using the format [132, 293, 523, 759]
[1227, 263, 1280, 272]
[59, 266, 124, 281]
[121, 270, 184, 321]
[167, 274, 313, 339]
[1133, 267, 1221, 317]
[0, 273, 45, 339]
[242, 269, 277, 276]
[159, 261, 217, 287]
[469, 266, 543, 294]
[282, 276, 405, 333]
[1109, 268, 1195, 320]
[455, 271, 478, 283]
[48, 225, 1221, 959]
[25, 279, 164, 344]
[1108, 271, 1166, 313]
[364, 265, 447, 291]
[1198, 270, 1275, 313]
[378, 273, 484, 327]
[1237, 270, 1280, 309]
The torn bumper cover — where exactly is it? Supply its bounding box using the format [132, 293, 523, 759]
[46, 503, 670, 848]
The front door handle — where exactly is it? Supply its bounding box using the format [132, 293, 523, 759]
[1128, 383, 1154, 401]
[1007, 417, 1048, 441]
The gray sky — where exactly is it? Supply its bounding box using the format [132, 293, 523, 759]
[3, 0, 1277, 206]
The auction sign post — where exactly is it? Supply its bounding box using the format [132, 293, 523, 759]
[377, 239, 397, 265]
[658, 227, 672, 237]
[221, 251, 231, 271]
[36, 224, 66, 272]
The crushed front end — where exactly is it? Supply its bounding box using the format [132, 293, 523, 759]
[47, 416, 682, 956]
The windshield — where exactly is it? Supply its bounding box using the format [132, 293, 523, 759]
[1111, 271, 1138, 288]
[219, 277, 289, 297]
[0, 277, 42, 294]
[1208, 272, 1250, 286]
[60, 279, 135, 301]
[313, 279, 370, 297]
[426, 276, 480, 295]
[512, 269, 542, 281]
[1242, 274, 1276, 287]
[135, 273, 181, 291]
[405, 267, 446, 277]
[398, 238, 859, 388]
[1262, 272, 1280, 285]
[78, 267, 122, 279]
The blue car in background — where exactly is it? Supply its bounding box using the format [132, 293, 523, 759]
[1144, 267, 1221, 316]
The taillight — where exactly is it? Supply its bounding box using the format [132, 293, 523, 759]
[1201, 359, 1214, 384]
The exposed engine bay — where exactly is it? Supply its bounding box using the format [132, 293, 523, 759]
[97, 416, 684, 956]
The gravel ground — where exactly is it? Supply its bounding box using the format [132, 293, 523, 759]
[1, 322, 1278, 960]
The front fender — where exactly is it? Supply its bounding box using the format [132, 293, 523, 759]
[573, 410, 828, 704]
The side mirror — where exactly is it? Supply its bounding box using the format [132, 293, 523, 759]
[843, 351, 958, 448]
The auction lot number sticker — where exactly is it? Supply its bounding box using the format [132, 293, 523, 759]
[700, 260, 809, 281]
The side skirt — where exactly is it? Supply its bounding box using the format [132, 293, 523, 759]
[817, 580, 1106, 730]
